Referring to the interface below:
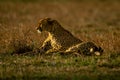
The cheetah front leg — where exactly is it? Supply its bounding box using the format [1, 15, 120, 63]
[39, 41, 59, 55]
[33, 40, 52, 55]
[36, 35, 52, 54]
[41, 41, 52, 53]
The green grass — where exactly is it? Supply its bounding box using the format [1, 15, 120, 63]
[0, 53, 120, 80]
[0, 0, 120, 80]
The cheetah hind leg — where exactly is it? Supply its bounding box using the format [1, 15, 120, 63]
[78, 42, 103, 56]
[65, 42, 103, 56]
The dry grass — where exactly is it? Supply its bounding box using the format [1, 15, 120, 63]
[0, 0, 120, 79]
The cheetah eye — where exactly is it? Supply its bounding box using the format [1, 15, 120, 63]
[39, 24, 42, 27]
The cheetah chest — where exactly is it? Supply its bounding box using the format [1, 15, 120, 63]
[50, 38, 61, 50]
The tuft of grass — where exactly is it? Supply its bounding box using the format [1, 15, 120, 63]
[8, 38, 34, 55]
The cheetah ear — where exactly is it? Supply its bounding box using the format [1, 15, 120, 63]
[47, 18, 54, 25]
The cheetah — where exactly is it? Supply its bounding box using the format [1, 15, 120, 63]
[36, 18, 103, 56]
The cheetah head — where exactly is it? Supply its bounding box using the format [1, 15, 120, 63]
[36, 18, 59, 33]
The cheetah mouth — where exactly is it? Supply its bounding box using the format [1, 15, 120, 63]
[37, 29, 42, 33]
[36, 26, 42, 33]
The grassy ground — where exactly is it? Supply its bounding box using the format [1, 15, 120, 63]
[0, 0, 120, 80]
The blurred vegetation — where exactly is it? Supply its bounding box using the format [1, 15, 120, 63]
[0, 0, 120, 3]
[0, 0, 120, 79]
